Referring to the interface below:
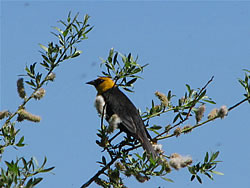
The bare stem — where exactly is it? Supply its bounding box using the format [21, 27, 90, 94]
[228, 97, 249, 111]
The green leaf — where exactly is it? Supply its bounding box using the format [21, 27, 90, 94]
[39, 166, 55, 173]
[72, 50, 82, 58]
[102, 156, 106, 165]
[211, 170, 224, 175]
[40, 61, 49, 68]
[204, 152, 209, 163]
[33, 156, 39, 167]
[173, 113, 180, 123]
[113, 52, 118, 65]
[167, 90, 172, 101]
[126, 78, 137, 86]
[148, 125, 162, 131]
[102, 71, 109, 76]
[161, 177, 174, 183]
[25, 80, 36, 87]
[198, 89, 206, 101]
[33, 177, 43, 185]
[53, 26, 63, 34]
[202, 99, 216, 104]
[22, 157, 27, 168]
[245, 73, 249, 83]
[243, 69, 250, 73]
[63, 29, 69, 37]
[204, 172, 213, 180]
[123, 87, 133, 92]
[210, 151, 219, 162]
[84, 26, 93, 35]
[186, 84, 191, 93]
[142, 151, 147, 162]
[190, 175, 195, 181]
[39, 44, 48, 52]
[134, 153, 142, 160]
[188, 166, 195, 174]
[83, 14, 90, 25]
[40, 157, 47, 169]
[5, 161, 12, 169]
[67, 11, 71, 22]
[196, 175, 202, 184]
[16, 136, 25, 147]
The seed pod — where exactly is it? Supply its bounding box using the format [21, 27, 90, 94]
[174, 127, 182, 137]
[218, 105, 228, 119]
[183, 125, 192, 134]
[155, 91, 168, 107]
[195, 104, 206, 123]
[33, 88, 46, 100]
[17, 109, 41, 122]
[17, 78, 26, 99]
[0, 110, 10, 120]
[208, 108, 218, 119]
[47, 72, 56, 81]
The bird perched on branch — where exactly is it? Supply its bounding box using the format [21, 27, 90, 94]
[86, 77, 157, 159]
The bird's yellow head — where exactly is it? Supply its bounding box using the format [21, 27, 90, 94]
[86, 77, 115, 94]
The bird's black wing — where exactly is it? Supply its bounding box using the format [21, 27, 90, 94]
[102, 87, 157, 158]
[102, 87, 142, 136]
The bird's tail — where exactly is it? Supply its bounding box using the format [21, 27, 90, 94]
[139, 135, 158, 160]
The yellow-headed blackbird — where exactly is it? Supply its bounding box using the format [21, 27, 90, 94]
[87, 77, 157, 158]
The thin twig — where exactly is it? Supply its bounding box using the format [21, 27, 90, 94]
[80, 155, 120, 188]
[154, 76, 214, 139]
[81, 95, 249, 187]
[157, 96, 250, 141]
[108, 130, 122, 143]
[228, 97, 249, 111]
[2, 17, 86, 128]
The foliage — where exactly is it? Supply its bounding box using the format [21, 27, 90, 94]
[0, 12, 92, 187]
[238, 69, 250, 103]
[100, 48, 148, 92]
[0, 157, 54, 187]
[1, 10, 250, 188]
[188, 151, 223, 184]
[81, 48, 250, 187]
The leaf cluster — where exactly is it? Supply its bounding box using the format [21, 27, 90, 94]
[0, 157, 54, 188]
[1, 12, 92, 187]
[0, 123, 25, 155]
[82, 49, 231, 187]
[26, 12, 92, 90]
[188, 151, 223, 184]
[238, 69, 250, 102]
[101, 48, 148, 92]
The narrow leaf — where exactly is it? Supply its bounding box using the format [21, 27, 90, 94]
[191, 175, 195, 181]
[40, 166, 55, 173]
[211, 170, 224, 175]
[161, 177, 174, 183]
[196, 175, 202, 184]
[204, 152, 209, 163]
[39, 44, 48, 52]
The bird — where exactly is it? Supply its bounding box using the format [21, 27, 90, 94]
[86, 77, 157, 159]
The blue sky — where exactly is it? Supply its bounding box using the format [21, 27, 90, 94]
[1, 1, 250, 188]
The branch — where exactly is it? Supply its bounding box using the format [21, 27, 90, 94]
[157, 96, 250, 141]
[228, 97, 249, 111]
[154, 76, 214, 139]
[80, 153, 120, 188]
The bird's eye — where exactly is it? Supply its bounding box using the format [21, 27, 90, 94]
[97, 79, 105, 85]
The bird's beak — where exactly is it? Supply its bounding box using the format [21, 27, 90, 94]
[86, 80, 96, 85]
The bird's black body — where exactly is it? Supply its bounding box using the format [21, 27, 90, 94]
[102, 87, 156, 158]
[87, 77, 157, 158]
